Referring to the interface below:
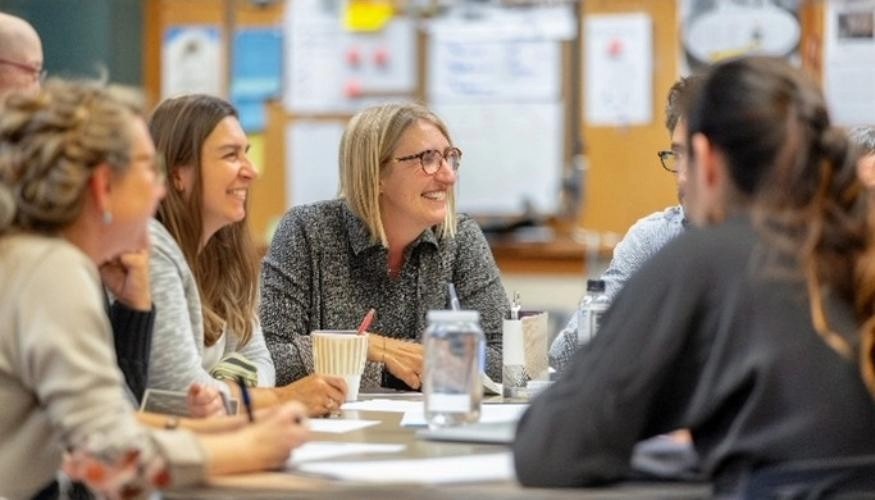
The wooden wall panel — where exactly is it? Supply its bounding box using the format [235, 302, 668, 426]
[578, 0, 679, 235]
[144, 0, 827, 248]
[143, 0, 285, 245]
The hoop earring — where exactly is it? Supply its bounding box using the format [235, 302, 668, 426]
[102, 210, 113, 225]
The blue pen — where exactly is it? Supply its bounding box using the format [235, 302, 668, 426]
[448, 283, 461, 311]
[236, 375, 254, 423]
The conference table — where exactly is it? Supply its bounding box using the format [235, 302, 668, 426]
[166, 393, 710, 499]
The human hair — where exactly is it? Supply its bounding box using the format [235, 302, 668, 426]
[665, 75, 701, 133]
[848, 126, 875, 156]
[0, 78, 142, 234]
[149, 94, 258, 347]
[685, 56, 875, 396]
[339, 102, 457, 247]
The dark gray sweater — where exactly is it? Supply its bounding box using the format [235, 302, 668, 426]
[514, 216, 875, 494]
[260, 199, 508, 389]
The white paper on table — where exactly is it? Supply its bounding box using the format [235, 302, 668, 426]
[400, 403, 528, 428]
[307, 418, 380, 434]
[296, 452, 514, 484]
[287, 441, 406, 467]
[341, 399, 422, 413]
[358, 392, 422, 398]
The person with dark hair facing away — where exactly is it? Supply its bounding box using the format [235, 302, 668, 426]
[514, 57, 875, 497]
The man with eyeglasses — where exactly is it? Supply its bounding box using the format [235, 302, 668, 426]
[0, 12, 44, 99]
[550, 76, 700, 372]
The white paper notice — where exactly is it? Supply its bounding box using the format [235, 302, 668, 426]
[400, 403, 528, 428]
[297, 452, 515, 484]
[824, 0, 875, 126]
[286, 121, 344, 208]
[340, 399, 422, 413]
[307, 419, 380, 434]
[433, 101, 564, 216]
[161, 26, 224, 99]
[288, 441, 405, 466]
[584, 13, 653, 126]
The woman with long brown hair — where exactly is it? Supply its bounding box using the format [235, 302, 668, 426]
[514, 57, 875, 496]
[147, 94, 346, 417]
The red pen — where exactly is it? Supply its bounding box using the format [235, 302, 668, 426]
[357, 308, 376, 335]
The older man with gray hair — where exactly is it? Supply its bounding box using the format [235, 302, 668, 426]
[0, 12, 43, 98]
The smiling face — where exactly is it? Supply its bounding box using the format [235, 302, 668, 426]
[176, 115, 256, 242]
[379, 119, 457, 244]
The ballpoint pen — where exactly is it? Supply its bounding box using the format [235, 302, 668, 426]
[357, 308, 376, 335]
[236, 375, 254, 423]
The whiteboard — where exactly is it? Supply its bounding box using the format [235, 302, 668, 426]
[425, 7, 569, 216]
[434, 102, 564, 216]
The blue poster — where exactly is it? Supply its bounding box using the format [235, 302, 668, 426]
[231, 27, 283, 132]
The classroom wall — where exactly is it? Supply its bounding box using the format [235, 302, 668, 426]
[579, 0, 679, 236]
[1, 0, 143, 86]
[8, 0, 825, 252]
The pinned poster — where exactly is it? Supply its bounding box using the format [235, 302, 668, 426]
[162, 26, 224, 99]
[584, 13, 653, 127]
[231, 27, 283, 132]
[824, 0, 875, 126]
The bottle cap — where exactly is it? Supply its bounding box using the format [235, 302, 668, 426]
[427, 309, 480, 323]
[586, 279, 606, 293]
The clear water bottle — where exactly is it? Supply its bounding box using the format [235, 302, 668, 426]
[423, 310, 484, 429]
[577, 279, 609, 345]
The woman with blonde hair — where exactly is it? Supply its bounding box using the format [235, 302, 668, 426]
[0, 80, 307, 499]
[262, 102, 508, 391]
[147, 94, 346, 417]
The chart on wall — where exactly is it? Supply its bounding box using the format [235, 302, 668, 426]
[426, 5, 574, 217]
[583, 12, 653, 127]
[283, 0, 416, 114]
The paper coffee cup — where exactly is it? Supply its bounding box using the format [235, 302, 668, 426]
[311, 330, 368, 402]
